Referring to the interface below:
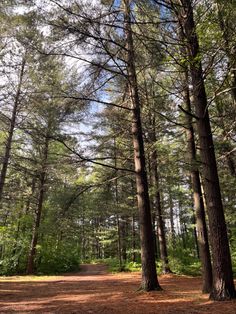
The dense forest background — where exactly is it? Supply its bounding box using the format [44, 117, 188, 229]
[0, 0, 236, 301]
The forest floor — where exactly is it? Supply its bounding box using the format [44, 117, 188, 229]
[0, 264, 236, 313]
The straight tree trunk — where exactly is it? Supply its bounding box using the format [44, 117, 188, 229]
[131, 180, 136, 262]
[191, 203, 200, 259]
[132, 214, 136, 262]
[0, 58, 26, 202]
[168, 189, 175, 245]
[117, 215, 122, 270]
[120, 217, 127, 263]
[26, 134, 49, 274]
[114, 138, 123, 269]
[81, 211, 85, 260]
[149, 129, 171, 273]
[179, 201, 187, 249]
[177, 0, 236, 300]
[25, 177, 36, 215]
[152, 213, 159, 260]
[123, 0, 161, 291]
[182, 68, 213, 293]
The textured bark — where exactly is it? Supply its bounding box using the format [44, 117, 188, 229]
[124, 0, 161, 291]
[168, 190, 175, 244]
[114, 138, 123, 269]
[152, 213, 159, 260]
[117, 215, 122, 270]
[149, 130, 171, 274]
[0, 58, 26, 202]
[178, 0, 236, 300]
[81, 211, 86, 260]
[120, 217, 127, 262]
[26, 135, 49, 274]
[191, 207, 199, 259]
[182, 69, 213, 293]
[178, 199, 187, 249]
[131, 180, 137, 263]
[131, 214, 136, 262]
[25, 177, 36, 216]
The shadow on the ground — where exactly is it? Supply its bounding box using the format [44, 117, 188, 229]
[0, 268, 235, 314]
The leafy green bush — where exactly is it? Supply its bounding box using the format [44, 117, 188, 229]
[168, 243, 201, 276]
[37, 243, 80, 274]
[90, 258, 141, 273]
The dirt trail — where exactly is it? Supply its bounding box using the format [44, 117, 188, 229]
[77, 264, 108, 275]
[0, 265, 236, 313]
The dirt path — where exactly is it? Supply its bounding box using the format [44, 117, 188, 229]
[0, 265, 236, 313]
[77, 264, 108, 275]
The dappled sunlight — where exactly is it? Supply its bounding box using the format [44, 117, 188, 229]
[0, 268, 236, 313]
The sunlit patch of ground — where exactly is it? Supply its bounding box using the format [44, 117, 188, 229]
[0, 275, 64, 281]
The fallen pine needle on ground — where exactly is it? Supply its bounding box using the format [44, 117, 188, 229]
[0, 264, 235, 314]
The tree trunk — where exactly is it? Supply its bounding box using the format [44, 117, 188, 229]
[114, 138, 123, 269]
[168, 189, 175, 245]
[131, 180, 136, 262]
[0, 58, 26, 202]
[123, 0, 161, 291]
[178, 0, 235, 300]
[132, 214, 136, 262]
[81, 210, 86, 260]
[117, 215, 122, 270]
[152, 213, 159, 260]
[178, 198, 187, 249]
[191, 205, 200, 259]
[149, 132, 171, 273]
[26, 135, 49, 274]
[120, 217, 127, 263]
[182, 67, 213, 293]
[25, 177, 36, 216]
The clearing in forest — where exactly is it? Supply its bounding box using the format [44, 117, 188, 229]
[0, 264, 235, 313]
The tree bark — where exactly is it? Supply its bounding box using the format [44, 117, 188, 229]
[177, 0, 235, 300]
[0, 58, 26, 202]
[114, 138, 123, 269]
[168, 189, 175, 245]
[132, 214, 136, 262]
[26, 134, 49, 274]
[131, 180, 136, 263]
[149, 130, 171, 273]
[117, 215, 122, 270]
[182, 68, 213, 293]
[123, 0, 161, 291]
[120, 217, 127, 263]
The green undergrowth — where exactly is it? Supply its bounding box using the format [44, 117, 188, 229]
[168, 246, 201, 276]
[82, 254, 202, 276]
[231, 251, 236, 276]
[0, 244, 80, 276]
[82, 258, 142, 273]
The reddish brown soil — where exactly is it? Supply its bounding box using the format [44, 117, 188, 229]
[0, 264, 236, 313]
